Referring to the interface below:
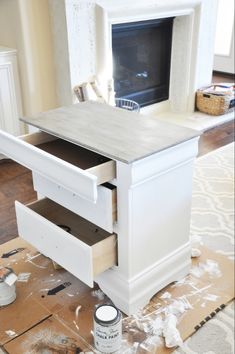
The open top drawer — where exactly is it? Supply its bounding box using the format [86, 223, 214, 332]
[15, 198, 117, 287]
[0, 130, 116, 203]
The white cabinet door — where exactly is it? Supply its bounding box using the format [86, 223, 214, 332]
[0, 47, 22, 135]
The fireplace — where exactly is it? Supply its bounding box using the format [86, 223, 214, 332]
[49, 0, 219, 122]
[112, 18, 174, 107]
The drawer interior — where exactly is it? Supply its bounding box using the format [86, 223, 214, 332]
[19, 131, 116, 185]
[37, 139, 110, 170]
[29, 198, 114, 246]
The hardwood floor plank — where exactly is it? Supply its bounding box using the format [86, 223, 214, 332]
[0, 161, 37, 244]
[198, 121, 234, 156]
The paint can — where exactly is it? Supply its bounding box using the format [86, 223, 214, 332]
[0, 267, 17, 306]
[93, 304, 122, 353]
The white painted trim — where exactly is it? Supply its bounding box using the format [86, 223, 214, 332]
[114, 137, 199, 187]
[0, 46, 17, 56]
[96, 242, 191, 315]
[130, 138, 199, 185]
[0, 55, 22, 135]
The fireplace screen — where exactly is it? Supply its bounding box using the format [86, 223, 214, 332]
[112, 18, 174, 107]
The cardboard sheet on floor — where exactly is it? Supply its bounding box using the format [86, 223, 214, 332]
[0, 238, 51, 346]
[0, 238, 234, 353]
[4, 316, 91, 354]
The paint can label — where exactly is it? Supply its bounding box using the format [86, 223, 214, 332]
[94, 320, 122, 353]
[93, 304, 122, 353]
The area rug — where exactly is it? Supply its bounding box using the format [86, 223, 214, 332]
[174, 142, 234, 354]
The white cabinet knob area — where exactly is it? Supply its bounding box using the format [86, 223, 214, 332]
[0, 46, 22, 136]
[0, 101, 200, 315]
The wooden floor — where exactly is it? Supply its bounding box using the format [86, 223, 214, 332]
[0, 160, 37, 245]
[212, 73, 234, 83]
[198, 120, 234, 155]
[0, 119, 234, 245]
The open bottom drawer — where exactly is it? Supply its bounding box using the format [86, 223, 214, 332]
[15, 198, 117, 287]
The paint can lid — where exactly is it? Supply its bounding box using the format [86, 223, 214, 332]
[94, 304, 120, 325]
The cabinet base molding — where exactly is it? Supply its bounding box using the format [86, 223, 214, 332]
[96, 242, 191, 315]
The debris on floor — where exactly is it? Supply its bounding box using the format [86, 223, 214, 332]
[0, 238, 234, 354]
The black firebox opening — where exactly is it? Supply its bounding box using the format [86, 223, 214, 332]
[112, 18, 174, 107]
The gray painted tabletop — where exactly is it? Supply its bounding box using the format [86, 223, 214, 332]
[21, 101, 200, 163]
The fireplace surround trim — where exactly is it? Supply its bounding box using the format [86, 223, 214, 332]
[49, 0, 218, 114]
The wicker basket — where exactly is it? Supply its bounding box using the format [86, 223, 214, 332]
[196, 84, 235, 116]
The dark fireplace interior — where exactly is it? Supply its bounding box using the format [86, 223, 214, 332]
[112, 18, 174, 107]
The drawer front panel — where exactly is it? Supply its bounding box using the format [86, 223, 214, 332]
[0, 130, 115, 203]
[15, 200, 117, 287]
[33, 173, 117, 233]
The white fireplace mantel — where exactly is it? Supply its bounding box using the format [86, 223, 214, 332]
[49, 0, 218, 115]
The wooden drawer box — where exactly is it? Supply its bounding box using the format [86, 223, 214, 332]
[15, 198, 117, 287]
[0, 130, 116, 203]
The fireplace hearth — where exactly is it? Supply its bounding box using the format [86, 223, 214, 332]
[112, 18, 174, 107]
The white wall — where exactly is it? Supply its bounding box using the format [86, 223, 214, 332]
[214, 0, 234, 74]
[0, 0, 58, 119]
